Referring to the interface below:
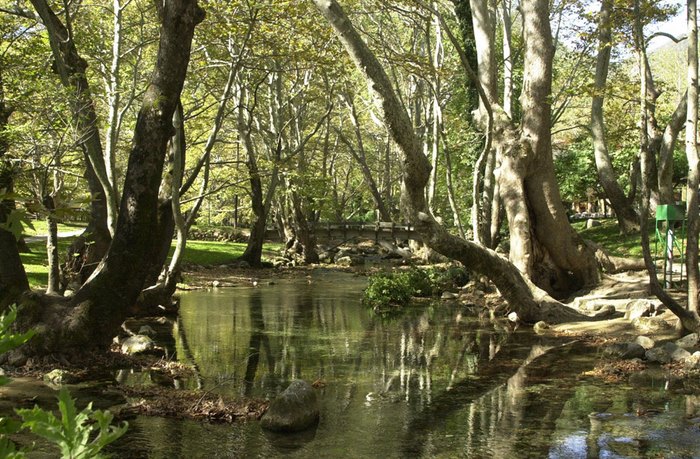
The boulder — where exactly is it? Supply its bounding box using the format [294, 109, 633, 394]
[441, 292, 459, 300]
[645, 346, 671, 364]
[676, 333, 699, 350]
[260, 380, 319, 432]
[121, 335, 155, 355]
[335, 256, 363, 267]
[623, 343, 648, 359]
[318, 251, 334, 264]
[632, 316, 672, 333]
[138, 325, 156, 336]
[603, 343, 646, 360]
[685, 351, 700, 370]
[665, 342, 691, 362]
[586, 219, 601, 228]
[625, 299, 654, 320]
[43, 369, 75, 385]
[635, 336, 656, 350]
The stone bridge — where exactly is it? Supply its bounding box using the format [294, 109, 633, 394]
[265, 221, 421, 243]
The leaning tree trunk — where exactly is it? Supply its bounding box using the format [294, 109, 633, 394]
[15, 0, 205, 357]
[30, 0, 119, 236]
[29, 0, 113, 287]
[658, 94, 687, 204]
[591, 0, 639, 234]
[686, 0, 700, 314]
[311, 0, 600, 323]
[634, 0, 700, 333]
[0, 68, 29, 308]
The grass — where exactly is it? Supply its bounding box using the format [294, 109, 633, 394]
[571, 218, 663, 259]
[21, 220, 87, 237]
[20, 237, 283, 289]
[176, 240, 283, 266]
[16, 217, 658, 290]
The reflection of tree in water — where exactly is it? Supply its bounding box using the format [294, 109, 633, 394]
[243, 289, 273, 396]
[355, 306, 512, 407]
[400, 340, 598, 457]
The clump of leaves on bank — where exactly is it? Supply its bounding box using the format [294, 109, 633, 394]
[0, 306, 127, 458]
[363, 266, 469, 311]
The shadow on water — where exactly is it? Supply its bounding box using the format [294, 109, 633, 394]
[104, 272, 700, 458]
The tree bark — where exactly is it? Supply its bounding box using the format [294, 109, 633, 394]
[658, 94, 687, 203]
[0, 67, 29, 308]
[634, 0, 700, 333]
[686, 0, 700, 314]
[43, 194, 59, 295]
[17, 0, 206, 356]
[590, 0, 640, 234]
[238, 81, 280, 267]
[311, 0, 598, 322]
[500, 0, 599, 296]
[339, 92, 390, 220]
[30, 0, 119, 236]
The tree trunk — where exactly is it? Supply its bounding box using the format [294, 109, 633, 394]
[43, 194, 59, 295]
[30, 0, 119, 236]
[591, 0, 640, 234]
[0, 68, 29, 308]
[312, 0, 600, 322]
[634, 0, 700, 333]
[686, 0, 700, 314]
[16, 0, 205, 357]
[658, 95, 687, 203]
[238, 82, 279, 267]
[339, 93, 390, 220]
[500, 0, 599, 296]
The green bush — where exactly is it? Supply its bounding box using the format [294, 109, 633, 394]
[363, 274, 412, 310]
[363, 266, 470, 310]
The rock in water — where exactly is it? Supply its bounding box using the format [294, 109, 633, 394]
[261, 380, 319, 432]
[121, 335, 155, 355]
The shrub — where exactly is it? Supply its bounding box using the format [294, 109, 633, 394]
[363, 266, 470, 311]
[363, 274, 412, 310]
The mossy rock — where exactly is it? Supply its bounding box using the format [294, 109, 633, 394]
[260, 380, 319, 432]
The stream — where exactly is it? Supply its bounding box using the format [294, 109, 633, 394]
[16, 271, 700, 457]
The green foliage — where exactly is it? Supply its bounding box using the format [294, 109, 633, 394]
[363, 273, 413, 310]
[0, 307, 126, 458]
[0, 306, 35, 457]
[554, 140, 599, 203]
[16, 388, 128, 459]
[0, 208, 34, 241]
[363, 266, 470, 310]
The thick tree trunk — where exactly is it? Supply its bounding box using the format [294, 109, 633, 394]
[16, 0, 205, 356]
[312, 0, 600, 322]
[591, 0, 640, 234]
[500, 0, 599, 296]
[0, 69, 29, 308]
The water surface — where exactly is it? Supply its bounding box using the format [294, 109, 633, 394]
[111, 271, 700, 458]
